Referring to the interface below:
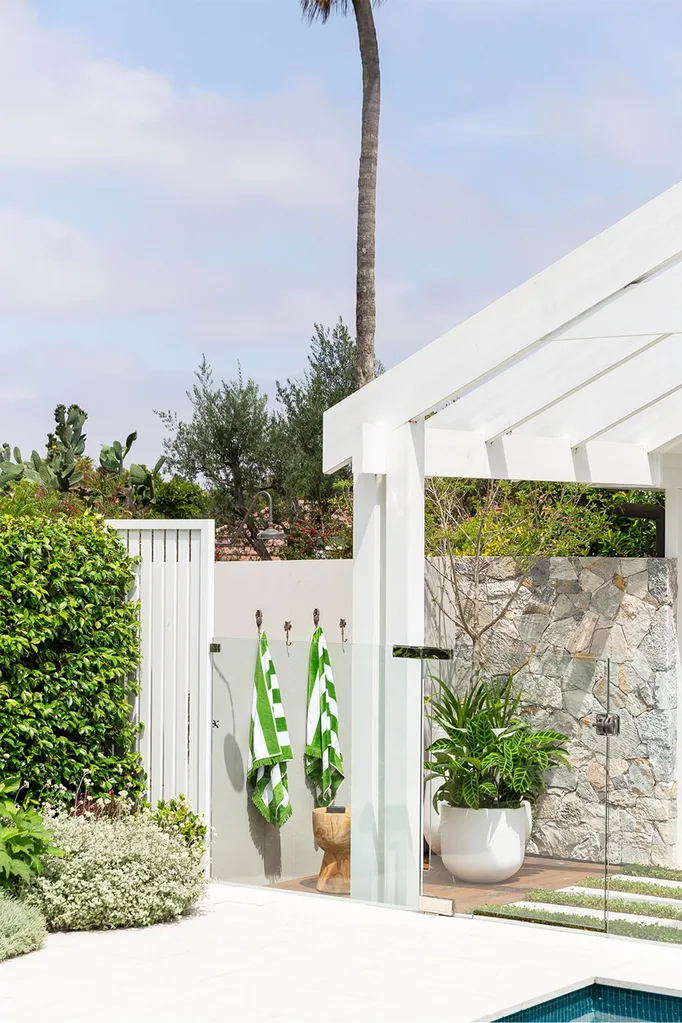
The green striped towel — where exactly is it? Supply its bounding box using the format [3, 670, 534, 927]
[305, 626, 344, 807]
[247, 632, 293, 827]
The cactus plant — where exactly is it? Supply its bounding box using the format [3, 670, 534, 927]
[100, 432, 138, 475]
[129, 457, 165, 509]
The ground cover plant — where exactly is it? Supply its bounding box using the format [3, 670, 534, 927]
[0, 513, 145, 805]
[0, 892, 46, 962]
[30, 809, 206, 931]
[474, 902, 682, 944]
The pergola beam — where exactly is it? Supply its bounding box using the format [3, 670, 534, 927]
[424, 429, 661, 487]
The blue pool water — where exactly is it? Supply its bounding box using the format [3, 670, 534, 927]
[495, 983, 682, 1022]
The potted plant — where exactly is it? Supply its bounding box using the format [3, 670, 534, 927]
[424, 674, 570, 883]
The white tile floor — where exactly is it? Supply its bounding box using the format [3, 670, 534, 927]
[1, 883, 682, 1022]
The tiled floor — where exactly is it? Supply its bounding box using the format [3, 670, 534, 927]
[273, 853, 612, 917]
[423, 853, 612, 914]
[1, 883, 681, 1022]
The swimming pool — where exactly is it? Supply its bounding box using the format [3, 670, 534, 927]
[494, 982, 682, 1021]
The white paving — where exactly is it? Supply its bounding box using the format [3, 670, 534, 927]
[1, 884, 682, 1022]
[564, 885, 682, 908]
[611, 874, 682, 890]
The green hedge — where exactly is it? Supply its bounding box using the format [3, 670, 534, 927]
[0, 513, 145, 805]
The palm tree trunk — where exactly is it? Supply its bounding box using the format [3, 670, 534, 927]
[352, 0, 380, 389]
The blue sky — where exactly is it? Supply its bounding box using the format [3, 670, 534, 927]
[3, 0, 682, 463]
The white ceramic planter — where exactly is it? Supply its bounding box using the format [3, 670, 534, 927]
[440, 804, 530, 883]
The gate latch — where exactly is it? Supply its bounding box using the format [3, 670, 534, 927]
[595, 712, 620, 736]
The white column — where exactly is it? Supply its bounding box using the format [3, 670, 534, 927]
[665, 489, 682, 867]
[350, 471, 386, 902]
[349, 422, 425, 909]
[382, 421, 426, 908]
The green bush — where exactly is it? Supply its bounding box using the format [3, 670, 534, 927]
[0, 892, 46, 961]
[30, 811, 206, 931]
[0, 513, 145, 805]
[152, 795, 207, 855]
[0, 778, 61, 893]
[150, 476, 208, 519]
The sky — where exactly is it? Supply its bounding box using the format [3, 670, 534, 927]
[3, 0, 682, 464]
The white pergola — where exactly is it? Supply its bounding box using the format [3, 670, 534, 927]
[323, 179, 682, 911]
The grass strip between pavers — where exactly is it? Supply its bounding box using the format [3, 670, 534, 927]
[579, 876, 682, 899]
[474, 903, 682, 944]
[524, 889, 682, 921]
[618, 863, 682, 882]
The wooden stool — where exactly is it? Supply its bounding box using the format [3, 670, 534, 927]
[312, 807, 351, 894]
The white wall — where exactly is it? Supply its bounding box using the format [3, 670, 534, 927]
[214, 559, 352, 643]
[211, 559, 353, 888]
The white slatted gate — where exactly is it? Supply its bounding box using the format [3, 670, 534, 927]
[106, 520, 215, 839]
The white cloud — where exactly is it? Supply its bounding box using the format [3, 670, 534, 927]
[0, 2, 355, 215]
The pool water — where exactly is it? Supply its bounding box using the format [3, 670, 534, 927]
[495, 983, 682, 1022]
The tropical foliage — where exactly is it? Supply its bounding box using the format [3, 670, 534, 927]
[0, 779, 61, 893]
[424, 675, 570, 810]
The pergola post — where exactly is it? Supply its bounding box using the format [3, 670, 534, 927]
[349, 423, 425, 908]
[350, 471, 386, 902]
[665, 488, 682, 866]
[383, 421, 425, 908]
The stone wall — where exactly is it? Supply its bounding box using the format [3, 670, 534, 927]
[425, 556, 678, 867]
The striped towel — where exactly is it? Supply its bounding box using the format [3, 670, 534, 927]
[247, 632, 293, 827]
[305, 626, 344, 807]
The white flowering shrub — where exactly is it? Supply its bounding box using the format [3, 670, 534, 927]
[0, 892, 46, 961]
[29, 811, 206, 931]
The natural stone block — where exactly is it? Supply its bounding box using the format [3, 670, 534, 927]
[516, 613, 550, 644]
[636, 798, 671, 821]
[589, 558, 622, 581]
[585, 760, 607, 791]
[579, 569, 603, 594]
[566, 611, 599, 655]
[625, 571, 649, 599]
[649, 560, 672, 603]
[620, 559, 649, 577]
[638, 606, 676, 670]
[590, 581, 624, 620]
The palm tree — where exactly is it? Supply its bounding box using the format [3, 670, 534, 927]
[301, 0, 382, 389]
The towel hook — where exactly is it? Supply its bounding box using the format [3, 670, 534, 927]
[255, 609, 263, 637]
[313, 608, 320, 628]
[284, 620, 292, 653]
[340, 618, 347, 652]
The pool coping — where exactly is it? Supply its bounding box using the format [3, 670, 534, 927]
[475, 975, 682, 1022]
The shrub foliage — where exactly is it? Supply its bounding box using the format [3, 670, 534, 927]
[31, 812, 206, 930]
[0, 778, 62, 892]
[0, 892, 46, 961]
[0, 513, 145, 805]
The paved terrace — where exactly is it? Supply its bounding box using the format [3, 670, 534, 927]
[1, 884, 681, 1022]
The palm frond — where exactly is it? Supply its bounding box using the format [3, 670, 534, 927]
[301, 0, 348, 22]
[300, 0, 383, 22]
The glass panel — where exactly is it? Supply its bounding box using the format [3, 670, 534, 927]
[606, 658, 682, 945]
[421, 649, 610, 932]
[211, 636, 353, 897]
